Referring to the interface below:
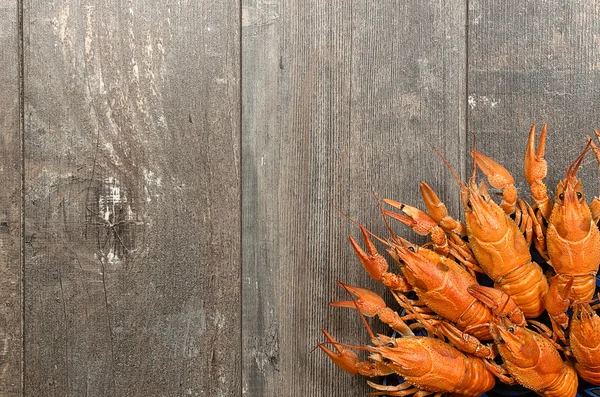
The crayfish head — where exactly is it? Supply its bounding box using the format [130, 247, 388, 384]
[550, 141, 594, 239]
[551, 177, 592, 240]
[392, 240, 447, 292]
[462, 181, 508, 241]
[494, 323, 540, 368]
[371, 341, 431, 377]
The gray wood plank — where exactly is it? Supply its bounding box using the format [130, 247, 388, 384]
[23, 1, 240, 395]
[468, 1, 600, 195]
[0, 1, 22, 395]
[242, 1, 466, 395]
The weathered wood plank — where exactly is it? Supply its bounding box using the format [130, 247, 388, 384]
[0, 1, 22, 395]
[468, 1, 600, 194]
[23, 1, 240, 395]
[242, 1, 466, 395]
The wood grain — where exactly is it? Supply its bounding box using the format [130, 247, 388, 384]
[23, 0, 240, 395]
[5, 1, 600, 396]
[0, 0, 22, 395]
[242, 1, 466, 395]
[468, 1, 600, 193]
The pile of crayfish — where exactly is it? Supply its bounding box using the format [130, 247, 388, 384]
[318, 125, 600, 397]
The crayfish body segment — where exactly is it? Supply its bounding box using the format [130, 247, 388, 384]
[465, 153, 549, 318]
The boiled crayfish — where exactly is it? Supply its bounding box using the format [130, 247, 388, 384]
[319, 125, 600, 397]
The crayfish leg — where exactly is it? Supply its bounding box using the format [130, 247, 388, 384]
[437, 321, 494, 359]
[526, 203, 548, 260]
[483, 360, 517, 386]
[366, 380, 417, 395]
[367, 379, 440, 397]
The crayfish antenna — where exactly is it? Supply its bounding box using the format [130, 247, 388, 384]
[592, 130, 600, 170]
[373, 191, 398, 243]
[470, 134, 478, 186]
[565, 138, 592, 179]
[434, 147, 467, 190]
[328, 199, 392, 249]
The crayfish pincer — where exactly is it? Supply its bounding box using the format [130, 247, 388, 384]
[320, 125, 600, 396]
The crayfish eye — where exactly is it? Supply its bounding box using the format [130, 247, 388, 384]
[466, 201, 472, 209]
[558, 193, 564, 201]
[507, 326, 515, 333]
[407, 246, 415, 252]
[576, 191, 583, 200]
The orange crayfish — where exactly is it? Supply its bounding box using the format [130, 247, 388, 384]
[319, 124, 600, 396]
[319, 294, 496, 397]
[348, 225, 496, 340]
[526, 125, 600, 309]
[319, 331, 496, 397]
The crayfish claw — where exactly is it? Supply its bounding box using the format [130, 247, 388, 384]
[319, 330, 394, 378]
[318, 330, 361, 375]
[349, 228, 412, 293]
[332, 282, 415, 337]
[330, 282, 386, 317]
[524, 124, 548, 183]
[544, 275, 572, 322]
[382, 199, 437, 234]
[349, 230, 389, 283]
[471, 150, 517, 215]
[524, 124, 551, 220]
[382, 199, 450, 256]
[419, 181, 467, 235]
[472, 151, 515, 189]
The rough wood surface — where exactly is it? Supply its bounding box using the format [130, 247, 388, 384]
[0, 0, 22, 395]
[468, 1, 600, 194]
[23, 1, 240, 395]
[242, 1, 465, 395]
[2, 0, 600, 396]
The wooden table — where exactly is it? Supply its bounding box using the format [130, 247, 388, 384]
[1, 1, 599, 395]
